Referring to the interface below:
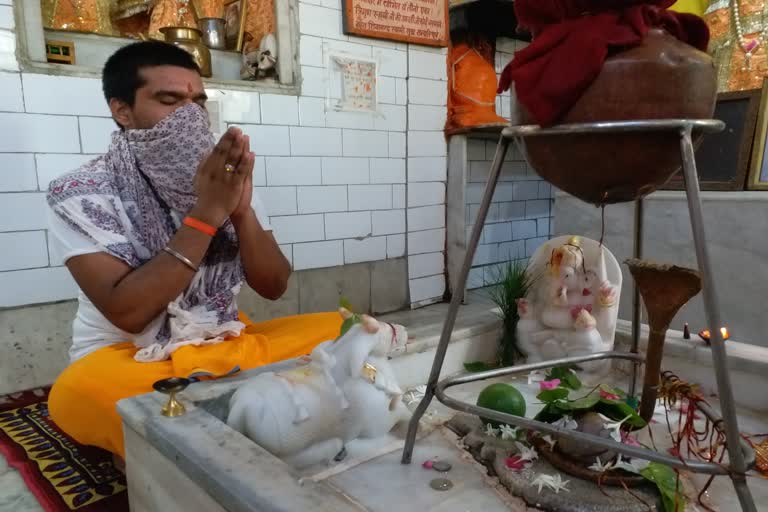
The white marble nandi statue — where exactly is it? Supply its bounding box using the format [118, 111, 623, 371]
[226, 310, 411, 469]
[517, 235, 621, 378]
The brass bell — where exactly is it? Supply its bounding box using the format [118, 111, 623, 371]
[153, 377, 191, 417]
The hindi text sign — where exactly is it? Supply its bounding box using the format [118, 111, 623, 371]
[342, 0, 448, 47]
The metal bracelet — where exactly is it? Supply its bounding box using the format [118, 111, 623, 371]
[163, 246, 198, 272]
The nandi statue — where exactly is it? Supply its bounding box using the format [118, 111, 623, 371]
[227, 310, 411, 469]
[517, 235, 621, 378]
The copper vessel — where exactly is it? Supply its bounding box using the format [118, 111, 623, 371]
[521, 29, 717, 205]
[160, 26, 212, 78]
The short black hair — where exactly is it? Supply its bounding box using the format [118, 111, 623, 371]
[102, 41, 200, 106]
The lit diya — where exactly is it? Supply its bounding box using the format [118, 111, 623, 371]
[698, 327, 730, 344]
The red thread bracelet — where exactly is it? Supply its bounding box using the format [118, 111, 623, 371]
[183, 216, 217, 237]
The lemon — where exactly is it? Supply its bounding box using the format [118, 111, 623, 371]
[476, 383, 526, 427]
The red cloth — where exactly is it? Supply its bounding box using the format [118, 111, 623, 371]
[499, 0, 710, 126]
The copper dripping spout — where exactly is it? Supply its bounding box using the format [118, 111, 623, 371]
[625, 259, 702, 422]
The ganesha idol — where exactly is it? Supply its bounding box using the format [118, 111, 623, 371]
[516, 235, 622, 378]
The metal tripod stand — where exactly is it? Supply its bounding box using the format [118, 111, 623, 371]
[400, 119, 757, 512]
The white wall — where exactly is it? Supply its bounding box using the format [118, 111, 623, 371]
[554, 191, 768, 348]
[465, 138, 553, 289]
[465, 40, 553, 289]
[0, 0, 450, 309]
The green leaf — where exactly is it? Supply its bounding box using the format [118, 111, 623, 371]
[336, 314, 362, 341]
[595, 400, 647, 429]
[339, 297, 354, 312]
[599, 383, 626, 398]
[567, 393, 601, 411]
[640, 463, 685, 512]
[563, 372, 582, 391]
[625, 396, 639, 410]
[464, 361, 494, 372]
[533, 403, 566, 423]
[545, 366, 581, 390]
[537, 387, 569, 403]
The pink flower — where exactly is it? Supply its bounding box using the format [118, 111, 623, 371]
[540, 379, 561, 390]
[422, 460, 434, 469]
[599, 389, 620, 401]
[621, 431, 641, 447]
[505, 456, 526, 471]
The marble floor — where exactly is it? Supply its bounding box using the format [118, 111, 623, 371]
[0, 454, 42, 512]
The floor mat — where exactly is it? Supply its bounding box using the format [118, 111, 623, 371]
[0, 388, 128, 512]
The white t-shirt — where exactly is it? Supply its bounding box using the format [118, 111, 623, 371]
[49, 195, 272, 362]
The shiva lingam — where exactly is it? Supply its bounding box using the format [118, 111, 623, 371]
[153, 377, 191, 417]
[625, 259, 702, 422]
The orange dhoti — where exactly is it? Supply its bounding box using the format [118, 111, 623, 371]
[48, 312, 342, 458]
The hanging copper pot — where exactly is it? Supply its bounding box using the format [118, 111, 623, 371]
[160, 26, 212, 78]
[520, 28, 716, 205]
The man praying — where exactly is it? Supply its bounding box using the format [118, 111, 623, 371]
[46, 41, 340, 461]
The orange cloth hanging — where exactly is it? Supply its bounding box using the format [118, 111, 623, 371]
[446, 42, 508, 134]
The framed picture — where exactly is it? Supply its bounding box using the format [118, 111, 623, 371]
[748, 79, 768, 190]
[223, 0, 247, 52]
[663, 89, 760, 191]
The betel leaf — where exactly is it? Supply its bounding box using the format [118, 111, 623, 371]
[599, 383, 626, 398]
[537, 387, 569, 403]
[534, 403, 568, 423]
[567, 393, 601, 411]
[546, 366, 581, 390]
[336, 314, 361, 341]
[595, 400, 647, 429]
[339, 297, 355, 312]
[640, 462, 685, 512]
[563, 371, 582, 391]
[464, 361, 495, 372]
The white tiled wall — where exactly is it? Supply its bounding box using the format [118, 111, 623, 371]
[1, 0, 453, 309]
[465, 138, 553, 289]
[465, 40, 553, 289]
[2, 0, 538, 312]
[406, 46, 448, 307]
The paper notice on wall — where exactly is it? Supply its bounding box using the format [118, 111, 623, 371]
[332, 56, 377, 113]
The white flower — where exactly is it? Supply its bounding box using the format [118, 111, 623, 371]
[527, 370, 546, 388]
[552, 415, 578, 431]
[613, 454, 650, 474]
[530, 474, 570, 494]
[485, 423, 499, 437]
[542, 435, 557, 450]
[403, 385, 427, 406]
[598, 413, 632, 442]
[499, 424, 518, 440]
[588, 457, 615, 473]
[515, 441, 538, 462]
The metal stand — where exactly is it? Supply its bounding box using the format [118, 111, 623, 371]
[400, 119, 757, 512]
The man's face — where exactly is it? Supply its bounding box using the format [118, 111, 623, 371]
[110, 65, 207, 130]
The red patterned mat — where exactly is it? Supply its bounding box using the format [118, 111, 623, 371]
[0, 387, 128, 511]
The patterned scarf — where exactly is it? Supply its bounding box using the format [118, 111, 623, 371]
[47, 103, 245, 360]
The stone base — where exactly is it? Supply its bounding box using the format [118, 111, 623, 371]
[446, 415, 662, 512]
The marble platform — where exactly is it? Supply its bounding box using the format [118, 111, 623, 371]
[4, 290, 768, 511]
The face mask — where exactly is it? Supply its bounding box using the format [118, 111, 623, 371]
[124, 102, 215, 212]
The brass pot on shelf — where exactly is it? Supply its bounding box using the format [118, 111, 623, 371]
[160, 26, 212, 77]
